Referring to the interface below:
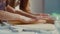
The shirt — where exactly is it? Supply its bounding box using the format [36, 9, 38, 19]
[0, 2, 6, 10]
[0, 0, 8, 10]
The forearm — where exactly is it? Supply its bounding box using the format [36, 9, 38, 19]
[0, 11, 38, 24]
[6, 5, 36, 18]
[0, 11, 29, 23]
[15, 10, 36, 19]
[6, 6, 36, 18]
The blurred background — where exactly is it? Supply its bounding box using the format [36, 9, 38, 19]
[30, 0, 44, 14]
[29, 0, 60, 14]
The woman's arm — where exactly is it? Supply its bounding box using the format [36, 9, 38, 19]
[6, 5, 36, 19]
[0, 11, 38, 24]
[15, 10, 36, 19]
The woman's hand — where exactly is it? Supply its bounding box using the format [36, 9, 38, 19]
[35, 13, 54, 24]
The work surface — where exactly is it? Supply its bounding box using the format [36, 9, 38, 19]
[0, 24, 59, 34]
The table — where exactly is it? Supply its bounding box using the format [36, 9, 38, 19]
[0, 24, 59, 34]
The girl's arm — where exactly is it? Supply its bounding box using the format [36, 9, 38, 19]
[6, 5, 36, 19]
